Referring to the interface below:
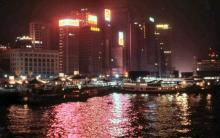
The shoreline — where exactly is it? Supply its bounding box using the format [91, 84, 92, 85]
[0, 86, 219, 105]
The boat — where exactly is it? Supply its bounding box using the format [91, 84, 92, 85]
[0, 83, 28, 103]
[0, 82, 29, 93]
[0, 85, 18, 93]
[120, 82, 180, 94]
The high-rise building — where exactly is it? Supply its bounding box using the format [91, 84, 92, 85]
[140, 19, 158, 73]
[59, 19, 80, 75]
[103, 0, 130, 76]
[59, 9, 104, 75]
[102, 9, 113, 75]
[29, 22, 50, 49]
[111, 46, 124, 76]
[155, 24, 173, 77]
[127, 23, 141, 71]
[61, 9, 111, 76]
[103, 0, 129, 27]
[109, 30, 126, 76]
[144, 20, 159, 76]
[70, 9, 98, 27]
[79, 26, 104, 76]
[125, 18, 159, 76]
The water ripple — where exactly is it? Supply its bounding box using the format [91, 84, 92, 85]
[0, 92, 220, 137]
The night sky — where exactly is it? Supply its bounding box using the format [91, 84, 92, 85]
[0, 0, 219, 72]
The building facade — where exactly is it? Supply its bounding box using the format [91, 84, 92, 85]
[59, 19, 80, 75]
[195, 59, 220, 77]
[79, 26, 104, 76]
[196, 59, 220, 71]
[0, 46, 10, 73]
[29, 22, 50, 49]
[194, 49, 220, 77]
[59, 10, 106, 76]
[155, 24, 173, 77]
[2, 49, 59, 76]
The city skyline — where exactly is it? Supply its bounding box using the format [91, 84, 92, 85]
[0, 0, 220, 72]
[0, 1, 220, 137]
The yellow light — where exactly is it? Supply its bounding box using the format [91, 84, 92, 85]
[87, 15, 98, 25]
[32, 41, 42, 44]
[74, 71, 79, 75]
[104, 9, 111, 22]
[124, 72, 129, 78]
[9, 76, 15, 81]
[164, 51, 172, 54]
[9, 76, 15, 85]
[17, 36, 32, 40]
[90, 27, 100, 32]
[59, 73, 65, 77]
[154, 32, 160, 35]
[182, 81, 187, 85]
[118, 32, 124, 46]
[59, 19, 80, 27]
[156, 24, 169, 30]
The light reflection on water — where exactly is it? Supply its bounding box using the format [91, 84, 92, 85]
[1, 92, 220, 137]
[45, 93, 132, 138]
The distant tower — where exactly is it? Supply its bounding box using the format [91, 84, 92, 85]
[103, 0, 129, 26]
[29, 22, 50, 49]
[103, 0, 130, 75]
[79, 26, 104, 76]
[139, 18, 158, 73]
[111, 31, 125, 76]
[193, 56, 198, 76]
[58, 19, 80, 74]
[155, 24, 173, 77]
[103, 8, 113, 75]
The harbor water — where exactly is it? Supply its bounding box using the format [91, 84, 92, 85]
[0, 91, 220, 137]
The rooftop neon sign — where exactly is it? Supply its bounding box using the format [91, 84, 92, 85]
[59, 19, 80, 27]
[87, 15, 98, 25]
[104, 9, 111, 22]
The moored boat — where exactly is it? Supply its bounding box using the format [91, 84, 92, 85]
[120, 82, 180, 94]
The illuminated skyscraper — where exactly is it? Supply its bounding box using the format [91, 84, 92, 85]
[139, 20, 157, 72]
[102, 0, 130, 75]
[155, 24, 173, 77]
[128, 21, 156, 73]
[59, 19, 80, 74]
[68, 10, 105, 75]
[70, 9, 98, 27]
[79, 26, 104, 75]
[102, 8, 114, 75]
[144, 20, 160, 76]
[127, 23, 142, 71]
[29, 22, 50, 49]
[111, 31, 126, 76]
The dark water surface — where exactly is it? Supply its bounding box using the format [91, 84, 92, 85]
[0, 92, 220, 137]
